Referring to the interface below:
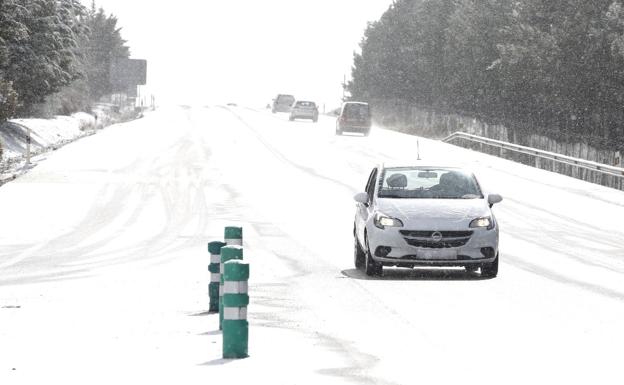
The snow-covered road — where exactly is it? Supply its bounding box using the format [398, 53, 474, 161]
[1, 106, 623, 384]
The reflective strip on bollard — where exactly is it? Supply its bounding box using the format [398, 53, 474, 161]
[223, 307, 247, 320]
[223, 281, 248, 294]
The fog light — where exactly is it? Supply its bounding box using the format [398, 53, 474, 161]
[480, 247, 495, 259]
[375, 246, 392, 258]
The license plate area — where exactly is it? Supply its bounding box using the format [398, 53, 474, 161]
[417, 249, 458, 260]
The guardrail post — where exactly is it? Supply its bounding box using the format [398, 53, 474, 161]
[224, 226, 243, 246]
[219, 245, 243, 330]
[207, 241, 226, 313]
[222, 260, 249, 359]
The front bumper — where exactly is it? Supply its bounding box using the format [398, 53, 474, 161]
[367, 225, 498, 267]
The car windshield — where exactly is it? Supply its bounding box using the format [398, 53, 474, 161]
[378, 168, 483, 199]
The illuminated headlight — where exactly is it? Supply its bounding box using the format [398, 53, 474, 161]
[469, 217, 494, 230]
[374, 212, 404, 229]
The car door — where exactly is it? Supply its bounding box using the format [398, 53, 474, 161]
[356, 168, 378, 244]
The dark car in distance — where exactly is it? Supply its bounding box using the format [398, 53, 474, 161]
[336, 101, 371, 136]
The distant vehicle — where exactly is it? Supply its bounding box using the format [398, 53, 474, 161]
[226, 102, 237, 107]
[353, 165, 503, 277]
[289, 100, 319, 122]
[336, 101, 371, 136]
[272, 94, 295, 113]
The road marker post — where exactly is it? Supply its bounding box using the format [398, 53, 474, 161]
[219, 245, 243, 330]
[207, 241, 226, 313]
[222, 260, 249, 359]
[224, 226, 243, 246]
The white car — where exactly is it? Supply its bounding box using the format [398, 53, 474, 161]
[289, 100, 319, 122]
[353, 165, 503, 277]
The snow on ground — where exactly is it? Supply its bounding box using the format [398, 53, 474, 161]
[0, 105, 623, 384]
[0, 104, 140, 184]
[1, 114, 93, 157]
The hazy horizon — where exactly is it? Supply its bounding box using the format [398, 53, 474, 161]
[83, 0, 393, 108]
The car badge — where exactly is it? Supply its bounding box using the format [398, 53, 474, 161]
[431, 231, 443, 242]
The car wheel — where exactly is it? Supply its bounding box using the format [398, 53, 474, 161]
[481, 254, 499, 278]
[336, 129, 342, 135]
[354, 233, 365, 269]
[363, 130, 370, 137]
[313, 117, 318, 123]
[364, 235, 382, 277]
[289, 116, 294, 121]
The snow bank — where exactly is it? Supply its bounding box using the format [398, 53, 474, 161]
[0, 105, 141, 183]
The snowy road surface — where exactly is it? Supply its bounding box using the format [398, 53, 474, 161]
[1, 106, 623, 384]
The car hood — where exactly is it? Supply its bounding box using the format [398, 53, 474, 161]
[376, 198, 490, 229]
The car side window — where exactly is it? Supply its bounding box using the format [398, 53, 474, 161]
[365, 168, 378, 201]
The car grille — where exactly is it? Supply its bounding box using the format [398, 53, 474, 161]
[399, 230, 473, 249]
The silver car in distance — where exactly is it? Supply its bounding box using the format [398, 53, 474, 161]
[353, 165, 503, 277]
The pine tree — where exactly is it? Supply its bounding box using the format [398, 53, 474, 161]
[0, 0, 28, 120]
[4, 0, 87, 115]
[84, 4, 130, 101]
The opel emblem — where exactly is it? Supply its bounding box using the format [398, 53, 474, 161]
[431, 231, 443, 242]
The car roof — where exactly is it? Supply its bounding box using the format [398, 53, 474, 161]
[342, 101, 368, 106]
[378, 163, 474, 173]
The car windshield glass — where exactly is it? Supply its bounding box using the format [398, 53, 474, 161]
[277, 95, 295, 104]
[344, 104, 369, 119]
[378, 168, 483, 199]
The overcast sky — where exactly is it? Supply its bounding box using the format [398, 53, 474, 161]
[82, 1, 393, 108]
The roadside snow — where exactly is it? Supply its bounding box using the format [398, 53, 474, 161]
[0, 104, 140, 183]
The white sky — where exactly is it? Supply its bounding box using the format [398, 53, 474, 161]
[82, 1, 393, 108]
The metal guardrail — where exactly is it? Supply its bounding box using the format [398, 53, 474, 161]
[443, 132, 624, 179]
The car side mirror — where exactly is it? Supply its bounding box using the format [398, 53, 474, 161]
[488, 193, 503, 207]
[354, 192, 369, 206]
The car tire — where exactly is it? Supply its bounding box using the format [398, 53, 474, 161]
[289, 116, 294, 121]
[313, 117, 318, 123]
[354, 234, 365, 269]
[336, 129, 342, 136]
[481, 254, 499, 278]
[363, 130, 370, 137]
[364, 235, 383, 277]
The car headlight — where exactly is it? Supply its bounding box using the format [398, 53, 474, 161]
[374, 212, 404, 229]
[469, 217, 494, 230]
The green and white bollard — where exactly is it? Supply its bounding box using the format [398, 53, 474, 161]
[222, 260, 249, 359]
[219, 245, 243, 330]
[207, 241, 226, 313]
[224, 226, 243, 246]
